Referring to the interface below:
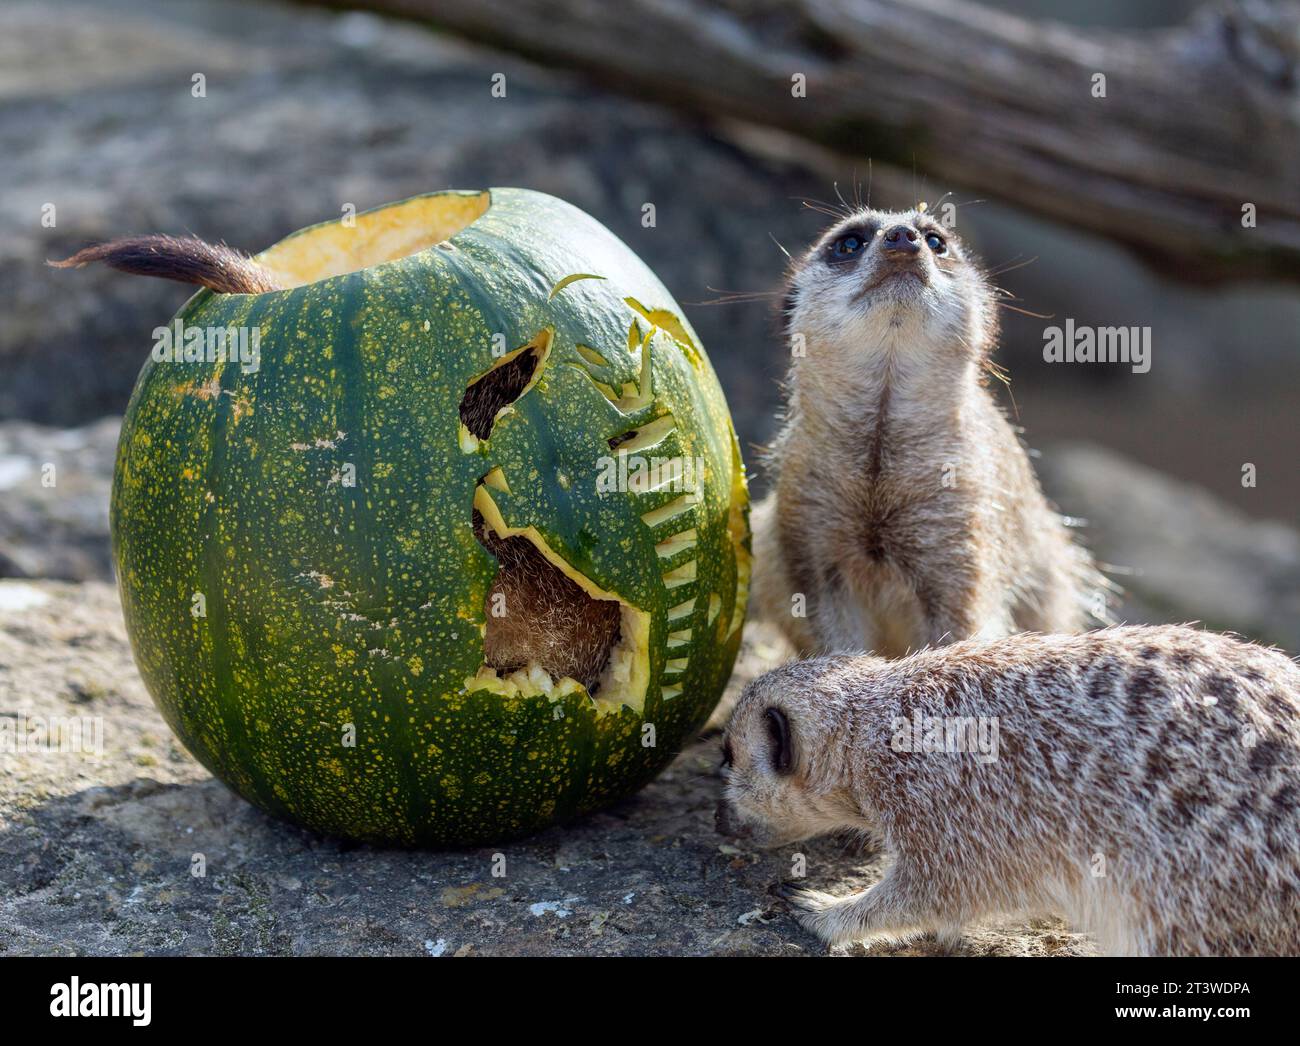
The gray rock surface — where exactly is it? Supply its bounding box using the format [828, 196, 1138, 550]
[0, 418, 119, 581]
[0, 582, 1089, 956]
[3, 429, 1297, 955]
[1038, 442, 1300, 652]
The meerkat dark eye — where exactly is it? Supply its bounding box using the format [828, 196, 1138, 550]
[830, 233, 865, 259]
[765, 707, 794, 776]
[925, 232, 947, 254]
[721, 738, 734, 768]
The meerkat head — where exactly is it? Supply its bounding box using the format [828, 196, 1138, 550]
[784, 204, 996, 370]
[716, 656, 873, 848]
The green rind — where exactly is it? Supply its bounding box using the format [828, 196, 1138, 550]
[111, 188, 749, 846]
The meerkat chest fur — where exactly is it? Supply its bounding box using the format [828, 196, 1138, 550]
[780, 342, 988, 652]
[786, 326, 985, 546]
[755, 204, 1101, 655]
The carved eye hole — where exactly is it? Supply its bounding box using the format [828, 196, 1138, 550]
[765, 707, 794, 775]
[459, 335, 548, 440]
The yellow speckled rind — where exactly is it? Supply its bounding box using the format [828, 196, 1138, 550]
[111, 187, 750, 846]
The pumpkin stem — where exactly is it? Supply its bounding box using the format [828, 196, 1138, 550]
[49, 235, 282, 295]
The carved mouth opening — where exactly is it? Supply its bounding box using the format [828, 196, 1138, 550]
[473, 504, 622, 692]
[255, 190, 491, 289]
[467, 482, 651, 715]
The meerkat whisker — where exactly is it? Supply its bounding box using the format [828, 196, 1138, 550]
[769, 232, 792, 260]
[686, 288, 783, 307]
[988, 254, 1039, 277]
[996, 302, 1055, 320]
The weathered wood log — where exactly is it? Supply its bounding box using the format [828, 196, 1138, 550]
[303, 0, 1300, 283]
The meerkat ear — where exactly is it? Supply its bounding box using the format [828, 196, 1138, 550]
[765, 707, 794, 775]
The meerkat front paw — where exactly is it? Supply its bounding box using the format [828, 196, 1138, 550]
[776, 884, 857, 945]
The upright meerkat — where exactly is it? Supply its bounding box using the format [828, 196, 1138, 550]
[751, 204, 1107, 655]
[716, 624, 1300, 956]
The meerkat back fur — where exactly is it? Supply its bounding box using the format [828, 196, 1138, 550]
[717, 624, 1300, 956]
[750, 205, 1107, 656]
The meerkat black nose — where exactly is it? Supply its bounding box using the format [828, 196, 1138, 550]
[881, 224, 921, 253]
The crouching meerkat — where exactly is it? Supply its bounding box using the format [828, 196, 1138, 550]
[750, 203, 1108, 655]
[716, 625, 1300, 956]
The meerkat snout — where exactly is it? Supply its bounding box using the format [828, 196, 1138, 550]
[783, 206, 991, 360]
[717, 658, 867, 848]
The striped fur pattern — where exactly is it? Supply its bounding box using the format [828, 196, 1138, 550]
[718, 625, 1300, 956]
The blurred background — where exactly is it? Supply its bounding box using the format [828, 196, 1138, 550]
[2, 0, 1298, 641]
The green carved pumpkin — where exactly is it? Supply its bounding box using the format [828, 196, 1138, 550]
[112, 188, 750, 846]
